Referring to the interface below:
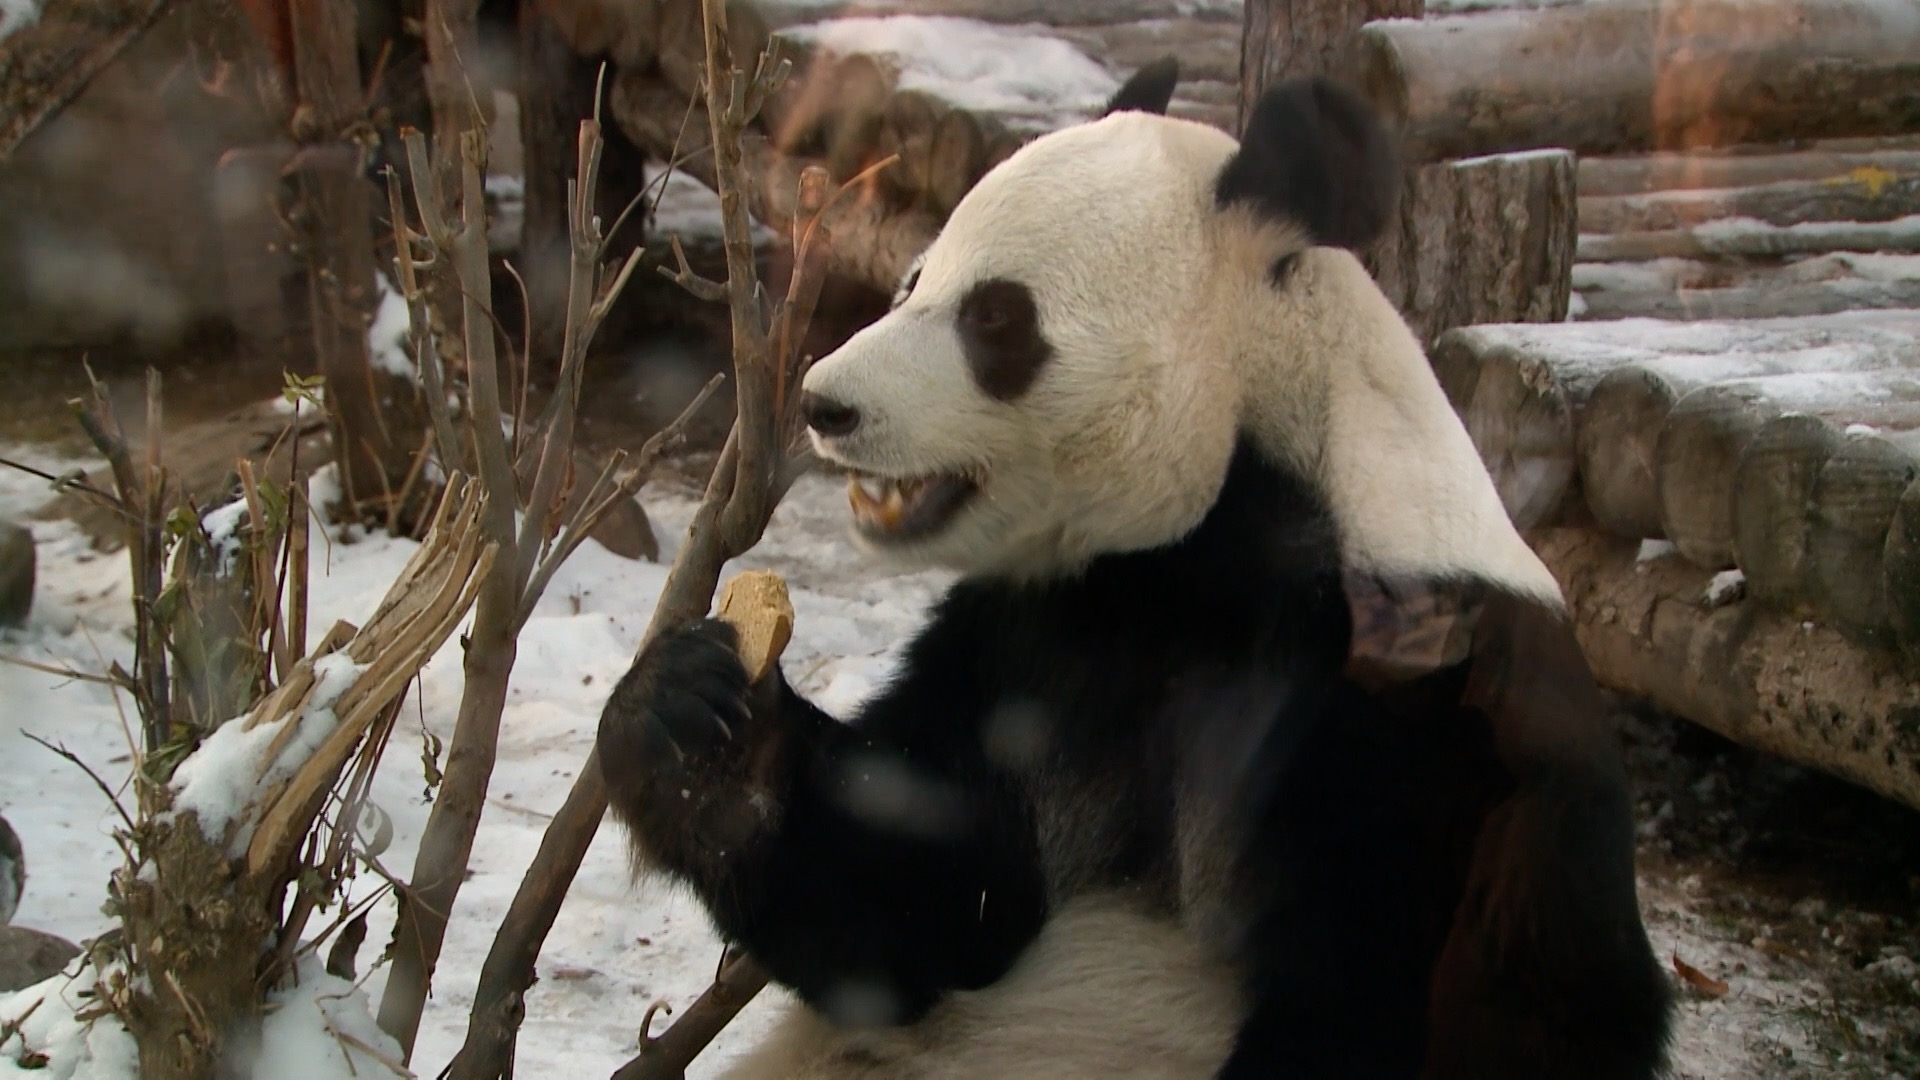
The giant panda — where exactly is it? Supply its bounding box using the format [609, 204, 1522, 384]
[597, 59, 1675, 1079]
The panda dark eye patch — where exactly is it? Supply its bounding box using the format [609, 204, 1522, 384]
[958, 278, 1051, 402]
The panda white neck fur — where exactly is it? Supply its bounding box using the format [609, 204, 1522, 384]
[1224, 247, 1565, 609]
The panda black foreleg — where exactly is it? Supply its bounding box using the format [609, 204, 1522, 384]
[598, 618, 1050, 1028]
[1419, 774, 1674, 1080]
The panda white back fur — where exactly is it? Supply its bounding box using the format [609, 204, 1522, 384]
[599, 61, 1673, 1080]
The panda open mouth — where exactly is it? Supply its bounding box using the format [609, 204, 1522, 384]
[846, 472, 978, 539]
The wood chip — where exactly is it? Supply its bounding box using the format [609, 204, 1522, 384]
[1672, 952, 1730, 997]
[714, 571, 795, 683]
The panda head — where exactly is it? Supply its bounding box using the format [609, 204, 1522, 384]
[799, 64, 1399, 580]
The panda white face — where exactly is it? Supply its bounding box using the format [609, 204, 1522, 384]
[800, 114, 1249, 579]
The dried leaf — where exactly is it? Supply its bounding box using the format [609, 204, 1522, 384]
[1672, 952, 1729, 997]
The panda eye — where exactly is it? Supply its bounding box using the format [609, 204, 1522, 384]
[961, 287, 1020, 334]
[969, 302, 1010, 331]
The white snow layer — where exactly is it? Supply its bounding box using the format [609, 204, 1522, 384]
[165, 651, 367, 855]
[1702, 569, 1746, 607]
[369, 273, 416, 380]
[779, 16, 1118, 123]
[0, 955, 404, 1079]
[0, 0, 40, 42]
[0, 964, 139, 1080]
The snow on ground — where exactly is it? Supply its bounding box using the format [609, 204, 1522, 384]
[644, 167, 780, 246]
[0, 440, 947, 1077]
[779, 16, 1118, 126]
[1, 432, 1911, 1077]
[367, 274, 415, 380]
[1, 954, 401, 1080]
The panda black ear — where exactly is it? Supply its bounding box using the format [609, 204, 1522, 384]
[1214, 77, 1399, 251]
[1101, 56, 1179, 117]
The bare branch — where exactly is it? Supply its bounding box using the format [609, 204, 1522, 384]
[514, 372, 725, 629]
[384, 162, 463, 468]
[0, 454, 124, 510]
[23, 733, 139, 843]
[609, 951, 772, 1080]
[657, 233, 729, 302]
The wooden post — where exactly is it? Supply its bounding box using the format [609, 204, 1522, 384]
[286, 0, 414, 522]
[1239, 0, 1423, 134]
[1240, 0, 1574, 344]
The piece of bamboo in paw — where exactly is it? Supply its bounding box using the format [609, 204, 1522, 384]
[714, 570, 794, 682]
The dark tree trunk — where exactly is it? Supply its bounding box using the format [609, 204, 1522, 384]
[516, 0, 651, 375]
[1238, 0, 1422, 134]
[288, 0, 425, 524]
[1240, 0, 1574, 343]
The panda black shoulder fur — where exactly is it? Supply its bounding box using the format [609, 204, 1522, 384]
[598, 60, 1674, 1079]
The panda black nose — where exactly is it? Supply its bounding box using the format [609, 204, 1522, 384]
[801, 391, 862, 437]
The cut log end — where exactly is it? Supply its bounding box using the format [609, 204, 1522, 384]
[1886, 478, 1920, 659]
[1732, 413, 1844, 611]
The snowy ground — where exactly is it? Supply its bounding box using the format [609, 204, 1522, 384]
[0, 442, 950, 1077]
[2, 436, 1917, 1078]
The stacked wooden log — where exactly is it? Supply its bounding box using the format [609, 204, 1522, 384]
[1570, 137, 1920, 322]
[1437, 312, 1920, 809]
[532, 0, 1241, 297]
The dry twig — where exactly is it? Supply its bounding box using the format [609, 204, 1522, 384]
[442, 1, 861, 1074]
[373, 83, 719, 1062]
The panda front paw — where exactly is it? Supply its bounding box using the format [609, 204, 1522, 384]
[600, 619, 754, 782]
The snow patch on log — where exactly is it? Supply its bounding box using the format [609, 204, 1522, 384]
[1703, 568, 1746, 607]
[163, 653, 367, 855]
[779, 15, 1118, 125]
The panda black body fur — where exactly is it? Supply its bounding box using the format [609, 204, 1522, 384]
[599, 62, 1673, 1079]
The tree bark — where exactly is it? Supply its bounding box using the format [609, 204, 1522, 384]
[1345, 0, 1920, 166]
[1580, 336, 1920, 541]
[1733, 414, 1848, 615]
[1535, 527, 1920, 814]
[1578, 167, 1920, 233]
[1238, 0, 1422, 135]
[0, 0, 179, 158]
[1656, 371, 1920, 569]
[1807, 428, 1920, 643]
[1430, 324, 1633, 530]
[516, 0, 651, 370]
[287, 0, 423, 524]
[1370, 149, 1575, 343]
